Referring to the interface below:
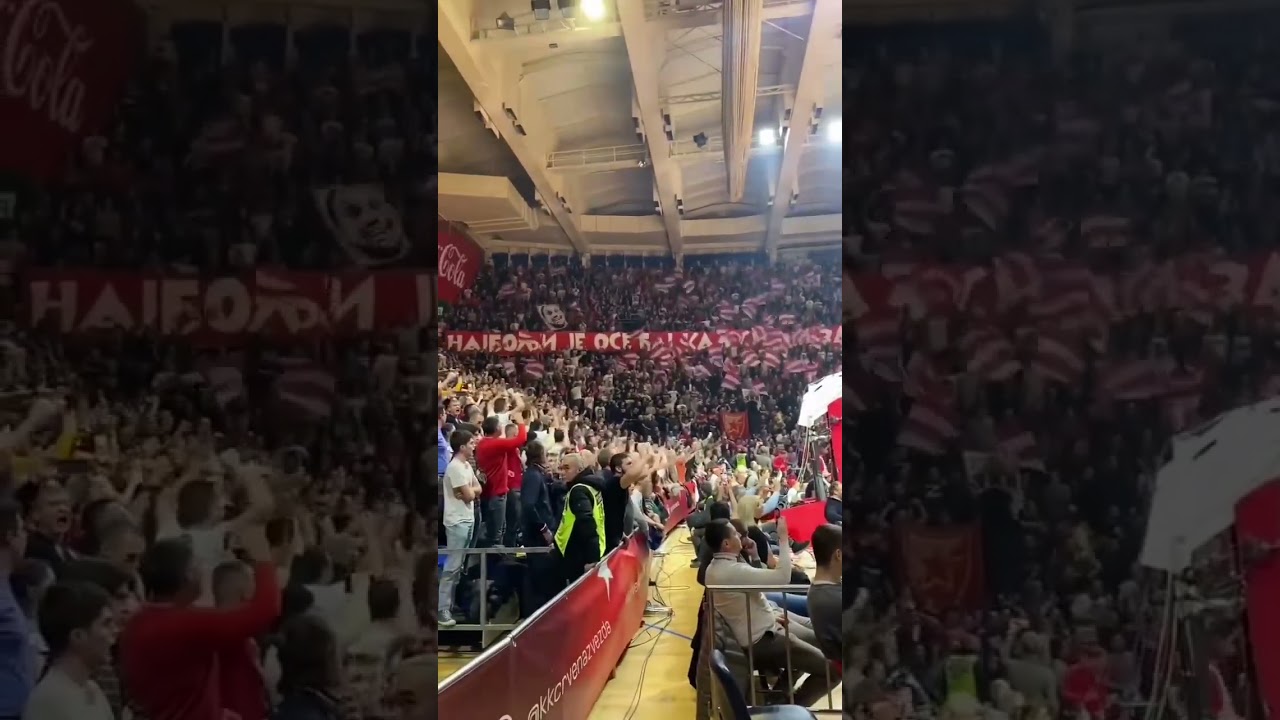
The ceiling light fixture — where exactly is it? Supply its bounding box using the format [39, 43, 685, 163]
[758, 128, 777, 147]
[581, 0, 607, 21]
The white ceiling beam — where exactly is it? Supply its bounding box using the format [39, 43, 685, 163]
[471, 2, 812, 51]
[761, 0, 839, 261]
[657, 1, 814, 29]
[618, 1, 685, 257]
[438, 2, 589, 253]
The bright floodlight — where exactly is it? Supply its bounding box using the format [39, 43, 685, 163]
[758, 128, 777, 147]
[826, 119, 842, 143]
[582, 0, 606, 20]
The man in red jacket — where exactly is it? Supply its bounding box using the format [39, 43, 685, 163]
[475, 401, 528, 546]
[119, 517, 286, 720]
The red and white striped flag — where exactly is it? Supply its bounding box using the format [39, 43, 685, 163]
[275, 361, 335, 419]
[902, 353, 948, 400]
[783, 359, 811, 375]
[992, 252, 1041, 311]
[687, 364, 713, 380]
[722, 363, 741, 390]
[1031, 216, 1069, 253]
[887, 170, 946, 236]
[898, 397, 959, 455]
[1029, 260, 1111, 332]
[997, 426, 1045, 472]
[854, 311, 901, 362]
[1030, 332, 1085, 384]
[1098, 359, 1165, 401]
[961, 163, 1012, 230]
[523, 361, 546, 379]
[960, 326, 1020, 382]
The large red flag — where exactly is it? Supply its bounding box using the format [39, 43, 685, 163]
[894, 523, 985, 614]
[1236, 479, 1280, 718]
[720, 411, 749, 441]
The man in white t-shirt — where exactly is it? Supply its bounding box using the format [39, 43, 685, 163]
[23, 582, 117, 720]
[440, 429, 480, 628]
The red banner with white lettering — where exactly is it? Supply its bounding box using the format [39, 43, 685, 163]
[894, 523, 985, 615]
[25, 269, 431, 339]
[437, 534, 650, 719]
[847, 249, 1280, 325]
[437, 222, 483, 303]
[444, 327, 841, 354]
[720, 411, 749, 442]
[0, 0, 143, 181]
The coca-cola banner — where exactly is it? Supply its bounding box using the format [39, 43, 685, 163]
[26, 269, 431, 339]
[438, 225, 482, 303]
[438, 534, 651, 718]
[0, 0, 143, 181]
[444, 327, 842, 354]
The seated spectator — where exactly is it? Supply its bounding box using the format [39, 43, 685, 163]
[704, 517, 835, 707]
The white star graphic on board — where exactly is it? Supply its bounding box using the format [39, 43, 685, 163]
[598, 564, 614, 601]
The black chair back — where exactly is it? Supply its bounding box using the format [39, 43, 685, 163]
[709, 648, 752, 720]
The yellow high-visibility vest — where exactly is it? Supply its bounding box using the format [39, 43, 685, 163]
[555, 483, 606, 558]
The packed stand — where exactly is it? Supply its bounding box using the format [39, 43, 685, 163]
[435, 343, 839, 626]
[839, 14, 1280, 720]
[441, 253, 840, 332]
[5, 19, 433, 278]
[0, 14, 439, 720]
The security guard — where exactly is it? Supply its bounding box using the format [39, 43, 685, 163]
[553, 452, 608, 583]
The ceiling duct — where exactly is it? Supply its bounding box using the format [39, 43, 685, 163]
[721, 0, 764, 201]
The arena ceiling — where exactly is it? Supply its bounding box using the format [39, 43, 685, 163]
[437, 0, 843, 259]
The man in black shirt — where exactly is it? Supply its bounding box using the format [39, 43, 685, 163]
[598, 450, 639, 549]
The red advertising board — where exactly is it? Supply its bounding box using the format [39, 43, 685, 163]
[0, 0, 143, 181]
[894, 523, 986, 615]
[663, 490, 693, 535]
[437, 223, 482, 303]
[444, 327, 842, 354]
[25, 269, 431, 339]
[437, 534, 652, 719]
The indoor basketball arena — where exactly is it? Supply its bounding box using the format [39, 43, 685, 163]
[435, 0, 844, 717]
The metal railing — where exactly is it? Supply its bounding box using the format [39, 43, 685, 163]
[439, 544, 554, 645]
[438, 533, 637, 691]
[703, 583, 843, 716]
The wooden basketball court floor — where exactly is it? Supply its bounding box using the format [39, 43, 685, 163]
[437, 528, 842, 718]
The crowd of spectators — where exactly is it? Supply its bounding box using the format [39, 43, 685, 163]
[5, 20, 433, 278]
[839, 13, 1280, 720]
[441, 252, 840, 332]
[0, 14, 437, 720]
